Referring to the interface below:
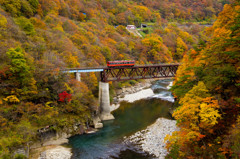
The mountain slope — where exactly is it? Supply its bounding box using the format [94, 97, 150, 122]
[168, 1, 240, 158]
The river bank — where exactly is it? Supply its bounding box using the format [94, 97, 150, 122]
[29, 132, 74, 159]
[31, 145, 72, 159]
[124, 118, 178, 159]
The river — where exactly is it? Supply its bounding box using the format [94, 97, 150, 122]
[69, 79, 174, 159]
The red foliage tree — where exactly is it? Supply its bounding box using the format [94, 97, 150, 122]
[58, 91, 72, 102]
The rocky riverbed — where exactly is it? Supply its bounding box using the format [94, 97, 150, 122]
[124, 118, 178, 159]
[38, 146, 72, 159]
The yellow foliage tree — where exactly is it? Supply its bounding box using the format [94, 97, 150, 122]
[179, 31, 194, 43]
[199, 102, 221, 128]
[133, 5, 152, 21]
[166, 82, 221, 157]
[3, 95, 20, 103]
[63, 51, 80, 68]
[175, 37, 188, 60]
[141, 34, 173, 63]
[174, 82, 221, 131]
[0, 14, 7, 28]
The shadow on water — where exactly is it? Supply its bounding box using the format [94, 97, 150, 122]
[69, 80, 173, 159]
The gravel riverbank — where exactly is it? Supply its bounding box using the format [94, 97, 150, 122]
[124, 118, 178, 159]
[38, 146, 72, 159]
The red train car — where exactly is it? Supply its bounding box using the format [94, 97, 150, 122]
[107, 60, 135, 67]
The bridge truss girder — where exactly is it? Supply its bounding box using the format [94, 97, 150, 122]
[100, 65, 179, 82]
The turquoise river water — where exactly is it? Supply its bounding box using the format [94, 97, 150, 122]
[69, 80, 174, 159]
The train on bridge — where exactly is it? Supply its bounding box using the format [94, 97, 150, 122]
[107, 60, 135, 67]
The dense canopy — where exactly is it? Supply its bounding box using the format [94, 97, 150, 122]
[0, 0, 237, 158]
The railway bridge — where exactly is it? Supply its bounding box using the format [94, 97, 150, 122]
[63, 63, 180, 121]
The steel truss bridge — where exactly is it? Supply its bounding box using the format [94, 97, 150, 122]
[63, 63, 180, 82]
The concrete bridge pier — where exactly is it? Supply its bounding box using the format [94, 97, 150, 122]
[75, 72, 81, 82]
[99, 82, 115, 120]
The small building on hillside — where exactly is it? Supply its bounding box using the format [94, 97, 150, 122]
[126, 25, 136, 30]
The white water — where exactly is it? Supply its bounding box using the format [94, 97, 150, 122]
[151, 81, 174, 102]
[119, 80, 174, 103]
[111, 81, 174, 111]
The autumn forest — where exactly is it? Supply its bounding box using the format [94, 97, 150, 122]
[0, 0, 239, 158]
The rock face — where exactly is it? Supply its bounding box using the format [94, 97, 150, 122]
[39, 146, 72, 159]
[31, 123, 89, 158]
[124, 118, 178, 159]
[31, 123, 85, 149]
[93, 115, 103, 129]
[14, 146, 29, 158]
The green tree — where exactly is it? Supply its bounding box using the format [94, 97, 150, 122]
[0, 0, 38, 17]
[14, 16, 36, 35]
[6, 47, 37, 97]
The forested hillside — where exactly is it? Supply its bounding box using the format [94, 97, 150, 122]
[0, 0, 230, 157]
[167, 1, 240, 158]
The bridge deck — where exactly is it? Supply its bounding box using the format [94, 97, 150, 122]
[63, 63, 180, 73]
[64, 69, 104, 73]
[62, 63, 180, 82]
